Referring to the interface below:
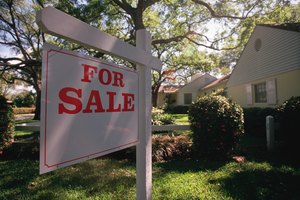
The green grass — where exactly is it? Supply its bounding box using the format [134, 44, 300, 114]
[0, 157, 299, 200]
[2, 115, 298, 199]
[15, 130, 35, 138]
[15, 119, 37, 124]
[172, 114, 189, 125]
[14, 118, 38, 138]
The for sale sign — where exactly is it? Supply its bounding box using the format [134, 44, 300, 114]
[40, 44, 139, 174]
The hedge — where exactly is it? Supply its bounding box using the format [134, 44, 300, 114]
[13, 107, 35, 114]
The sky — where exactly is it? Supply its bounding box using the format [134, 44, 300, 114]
[0, 45, 10, 57]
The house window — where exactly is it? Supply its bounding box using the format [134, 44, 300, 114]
[184, 93, 192, 104]
[254, 82, 267, 103]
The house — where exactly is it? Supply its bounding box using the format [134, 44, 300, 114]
[157, 85, 181, 107]
[226, 23, 300, 108]
[157, 73, 217, 107]
[198, 74, 230, 97]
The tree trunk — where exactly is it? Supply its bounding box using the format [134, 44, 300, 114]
[33, 89, 41, 120]
[152, 82, 161, 108]
[152, 91, 158, 107]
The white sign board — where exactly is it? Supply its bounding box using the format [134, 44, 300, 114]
[40, 44, 139, 174]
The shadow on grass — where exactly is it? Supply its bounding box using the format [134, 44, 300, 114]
[155, 159, 229, 174]
[210, 168, 300, 200]
[0, 159, 136, 199]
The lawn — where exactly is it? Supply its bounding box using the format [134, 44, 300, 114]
[1, 155, 300, 200]
[1, 114, 299, 199]
[172, 114, 189, 125]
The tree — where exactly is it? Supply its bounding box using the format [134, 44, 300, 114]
[218, 1, 300, 67]
[0, 0, 43, 119]
[1, 0, 296, 113]
[105, 0, 291, 106]
[0, 78, 12, 97]
[0, 0, 105, 119]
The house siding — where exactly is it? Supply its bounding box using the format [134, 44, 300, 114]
[198, 82, 227, 97]
[227, 26, 300, 87]
[176, 74, 217, 105]
[227, 69, 300, 107]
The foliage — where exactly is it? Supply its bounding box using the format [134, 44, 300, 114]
[152, 107, 175, 125]
[152, 135, 192, 162]
[0, 0, 44, 120]
[165, 105, 190, 114]
[189, 95, 244, 159]
[276, 96, 300, 151]
[243, 107, 277, 137]
[211, 88, 228, 97]
[1, 0, 298, 115]
[0, 95, 15, 153]
[13, 91, 35, 107]
[0, 78, 15, 98]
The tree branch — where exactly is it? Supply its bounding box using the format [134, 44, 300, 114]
[145, 0, 160, 10]
[192, 0, 247, 20]
[111, 0, 134, 14]
[152, 32, 192, 45]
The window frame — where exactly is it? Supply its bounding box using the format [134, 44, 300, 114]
[254, 82, 267, 103]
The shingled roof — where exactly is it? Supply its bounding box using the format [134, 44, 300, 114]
[257, 23, 300, 32]
[202, 74, 230, 90]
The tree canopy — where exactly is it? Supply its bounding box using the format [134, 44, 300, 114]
[1, 0, 299, 113]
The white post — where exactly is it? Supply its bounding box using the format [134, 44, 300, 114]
[266, 115, 275, 152]
[136, 29, 152, 200]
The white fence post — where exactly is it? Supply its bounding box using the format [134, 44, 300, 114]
[266, 115, 275, 152]
[136, 29, 152, 200]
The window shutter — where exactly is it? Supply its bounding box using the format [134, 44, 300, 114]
[267, 79, 277, 105]
[246, 84, 253, 105]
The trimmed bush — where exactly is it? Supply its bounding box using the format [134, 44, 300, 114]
[165, 105, 189, 114]
[13, 107, 36, 114]
[276, 96, 300, 151]
[189, 95, 244, 159]
[152, 135, 192, 162]
[0, 95, 15, 154]
[243, 107, 276, 137]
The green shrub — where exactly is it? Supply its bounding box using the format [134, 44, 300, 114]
[165, 105, 189, 114]
[0, 95, 15, 154]
[13, 92, 35, 107]
[243, 107, 276, 137]
[189, 95, 244, 159]
[276, 96, 300, 151]
[152, 107, 175, 125]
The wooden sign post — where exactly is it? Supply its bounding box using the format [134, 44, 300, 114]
[36, 7, 162, 200]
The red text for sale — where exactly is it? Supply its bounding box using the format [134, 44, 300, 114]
[58, 64, 135, 114]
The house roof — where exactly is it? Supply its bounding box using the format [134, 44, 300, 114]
[176, 73, 217, 92]
[257, 23, 300, 33]
[159, 73, 217, 93]
[158, 85, 181, 93]
[201, 74, 230, 90]
[227, 23, 300, 87]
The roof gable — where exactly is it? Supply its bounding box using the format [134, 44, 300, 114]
[202, 74, 230, 90]
[177, 73, 217, 92]
[257, 23, 300, 33]
[227, 24, 300, 87]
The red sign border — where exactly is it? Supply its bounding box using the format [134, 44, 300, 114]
[43, 48, 139, 169]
